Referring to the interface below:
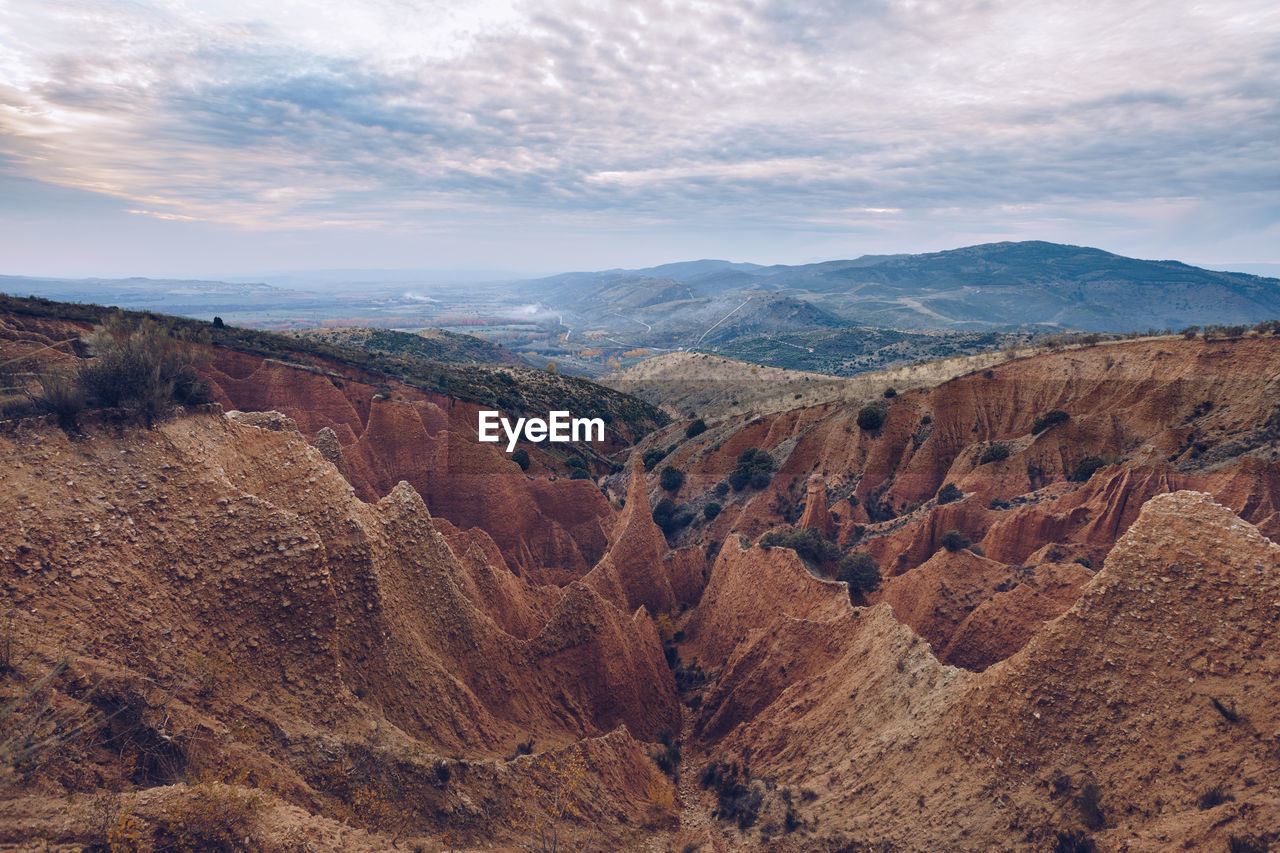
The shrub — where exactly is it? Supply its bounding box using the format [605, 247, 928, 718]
[1074, 555, 1093, 569]
[714, 481, 730, 497]
[511, 448, 530, 471]
[1053, 830, 1097, 853]
[1076, 782, 1105, 830]
[1069, 455, 1109, 483]
[837, 551, 881, 597]
[729, 448, 774, 491]
[1196, 785, 1234, 810]
[660, 465, 685, 492]
[37, 369, 86, 422]
[1181, 325, 1200, 340]
[936, 483, 963, 505]
[642, 448, 666, 471]
[940, 530, 971, 552]
[1032, 409, 1070, 434]
[77, 312, 210, 425]
[567, 456, 587, 470]
[759, 527, 841, 567]
[569, 469, 590, 480]
[653, 499, 693, 536]
[685, 418, 707, 438]
[1227, 835, 1268, 853]
[883, 387, 897, 398]
[979, 442, 1011, 464]
[160, 772, 263, 853]
[703, 502, 721, 520]
[857, 405, 885, 431]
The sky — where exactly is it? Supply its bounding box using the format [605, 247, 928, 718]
[1, 0, 1278, 279]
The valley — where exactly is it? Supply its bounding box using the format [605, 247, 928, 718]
[4, 297, 1280, 850]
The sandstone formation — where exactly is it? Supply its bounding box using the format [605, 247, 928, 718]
[7, 307, 1280, 850]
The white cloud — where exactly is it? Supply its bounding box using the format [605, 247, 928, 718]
[0, 0, 1277, 271]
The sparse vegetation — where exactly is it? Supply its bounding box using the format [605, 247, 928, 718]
[759, 527, 840, 569]
[704, 502, 722, 520]
[729, 447, 775, 491]
[643, 448, 667, 471]
[660, 465, 685, 492]
[979, 442, 1011, 464]
[940, 530, 971, 552]
[1053, 829, 1097, 853]
[936, 482, 963, 504]
[1076, 782, 1105, 830]
[1197, 785, 1234, 810]
[857, 405, 885, 431]
[685, 418, 707, 438]
[653, 498, 694, 536]
[158, 769, 264, 853]
[1069, 455, 1111, 483]
[837, 551, 881, 598]
[1032, 409, 1070, 434]
[1227, 835, 1268, 853]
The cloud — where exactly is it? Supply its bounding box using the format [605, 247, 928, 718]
[0, 0, 1277, 269]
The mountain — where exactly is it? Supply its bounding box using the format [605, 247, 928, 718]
[289, 326, 525, 367]
[536, 241, 1280, 335]
[7, 297, 1280, 849]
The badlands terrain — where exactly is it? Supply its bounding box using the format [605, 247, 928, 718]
[3, 302, 1280, 851]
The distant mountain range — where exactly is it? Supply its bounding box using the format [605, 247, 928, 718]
[529, 241, 1280, 334]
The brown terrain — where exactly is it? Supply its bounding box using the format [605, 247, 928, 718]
[3, 306, 1280, 851]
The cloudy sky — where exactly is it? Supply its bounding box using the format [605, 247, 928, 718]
[1, 0, 1278, 278]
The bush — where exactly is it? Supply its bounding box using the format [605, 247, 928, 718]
[653, 499, 693, 536]
[37, 369, 86, 422]
[1053, 830, 1097, 853]
[1196, 785, 1234, 810]
[936, 483, 963, 505]
[77, 312, 210, 425]
[569, 469, 590, 480]
[160, 772, 263, 853]
[660, 465, 685, 492]
[857, 405, 885, 431]
[1227, 835, 1268, 853]
[642, 448, 666, 471]
[511, 448, 530, 471]
[1069, 455, 1109, 483]
[837, 551, 881, 597]
[703, 502, 722, 520]
[567, 456, 587, 470]
[1076, 782, 1105, 830]
[883, 387, 897, 398]
[759, 527, 841, 567]
[714, 481, 730, 497]
[979, 442, 1011, 464]
[685, 418, 707, 438]
[1032, 409, 1070, 434]
[729, 448, 774, 491]
[940, 530, 971, 552]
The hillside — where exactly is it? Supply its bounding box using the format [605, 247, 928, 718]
[536, 241, 1280, 335]
[290, 326, 525, 367]
[5, 301, 1280, 850]
[602, 348, 1022, 417]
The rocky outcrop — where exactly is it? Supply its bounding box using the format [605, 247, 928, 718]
[312, 425, 349, 478]
[796, 474, 834, 539]
[0, 411, 680, 847]
[689, 492, 1280, 849]
[585, 455, 678, 614]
